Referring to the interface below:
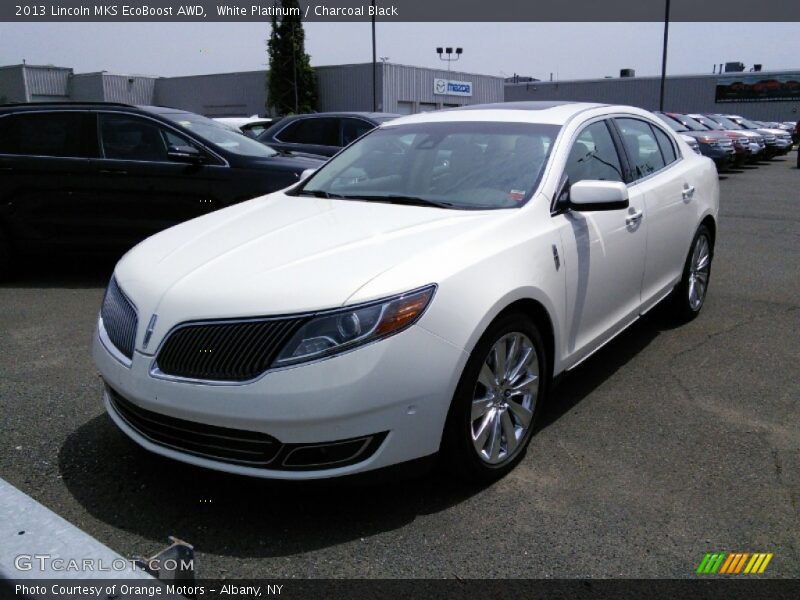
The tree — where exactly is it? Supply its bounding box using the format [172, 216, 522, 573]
[267, 0, 317, 116]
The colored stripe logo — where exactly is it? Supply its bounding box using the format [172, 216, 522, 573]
[696, 552, 773, 574]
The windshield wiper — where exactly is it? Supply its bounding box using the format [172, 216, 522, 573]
[296, 189, 346, 199]
[342, 194, 456, 209]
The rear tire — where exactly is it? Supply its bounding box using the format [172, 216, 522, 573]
[441, 310, 549, 484]
[667, 225, 713, 322]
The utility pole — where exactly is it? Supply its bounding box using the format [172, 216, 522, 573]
[371, 0, 377, 111]
[659, 0, 671, 111]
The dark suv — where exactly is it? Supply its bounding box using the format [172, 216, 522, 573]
[257, 112, 401, 157]
[0, 103, 323, 274]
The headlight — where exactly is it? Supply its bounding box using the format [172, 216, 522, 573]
[273, 285, 436, 367]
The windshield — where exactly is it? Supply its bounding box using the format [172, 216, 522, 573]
[670, 114, 707, 132]
[738, 118, 761, 129]
[162, 112, 279, 157]
[691, 115, 726, 131]
[298, 121, 560, 210]
[657, 114, 688, 132]
[709, 115, 742, 130]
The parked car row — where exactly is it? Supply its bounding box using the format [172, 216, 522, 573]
[654, 111, 795, 171]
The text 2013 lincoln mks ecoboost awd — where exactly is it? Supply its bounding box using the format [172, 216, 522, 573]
[94, 102, 719, 482]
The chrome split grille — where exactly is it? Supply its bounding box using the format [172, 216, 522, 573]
[154, 317, 306, 381]
[100, 278, 138, 361]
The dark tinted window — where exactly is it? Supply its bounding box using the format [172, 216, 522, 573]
[0, 112, 98, 158]
[615, 118, 666, 180]
[652, 125, 677, 164]
[565, 121, 624, 185]
[100, 113, 169, 161]
[277, 118, 340, 146]
[341, 118, 374, 145]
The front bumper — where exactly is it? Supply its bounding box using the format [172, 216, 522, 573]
[94, 323, 468, 479]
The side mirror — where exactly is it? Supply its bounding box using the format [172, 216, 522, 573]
[568, 180, 629, 211]
[299, 168, 317, 181]
[167, 145, 204, 163]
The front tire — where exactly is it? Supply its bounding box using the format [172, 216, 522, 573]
[442, 311, 549, 483]
[668, 224, 713, 321]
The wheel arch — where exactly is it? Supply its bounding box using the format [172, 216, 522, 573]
[700, 214, 717, 249]
[460, 291, 560, 381]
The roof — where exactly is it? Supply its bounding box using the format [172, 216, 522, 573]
[384, 101, 609, 127]
[456, 101, 594, 111]
[0, 101, 135, 111]
[277, 111, 402, 120]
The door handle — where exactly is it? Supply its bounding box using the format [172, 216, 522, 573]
[626, 209, 643, 226]
[99, 168, 128, 175]
[682, 184, 695, 200]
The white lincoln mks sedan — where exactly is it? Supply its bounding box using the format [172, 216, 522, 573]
[93, 102, 719, 482]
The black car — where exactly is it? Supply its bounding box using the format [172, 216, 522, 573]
[0, 102, 323, 273]
[256, 112, 401, 157]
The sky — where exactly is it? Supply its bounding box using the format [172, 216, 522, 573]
[1, 22, 798, 80]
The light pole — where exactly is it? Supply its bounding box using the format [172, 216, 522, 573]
[659, 0, 671, 111]
[436, 47, 462, 109]
[436, 47, 462, 73]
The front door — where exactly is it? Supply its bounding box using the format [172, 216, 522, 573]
[90, 112, 223, 249]
[553, 119, 647, 362]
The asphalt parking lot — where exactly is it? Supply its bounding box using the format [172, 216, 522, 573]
[1, 155, 798, 579]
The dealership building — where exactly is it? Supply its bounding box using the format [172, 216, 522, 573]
[1, 62, 798, 121]
[0, 62, 504, 115]
[506, 69, 800, 121]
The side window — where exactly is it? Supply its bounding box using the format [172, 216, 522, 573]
[651, 124, 677, 164]
[564, 120, 624, 185]
[0, 112, 98, 158]
[99, 113, 169, 161]
[162, 128, 194, 148]
[341, 118, 374, 146]
[615, 118, 666, 180]
[276, 118, 340, 146]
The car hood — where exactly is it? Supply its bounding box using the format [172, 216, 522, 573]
[114, 193, 503, 350]
[732, 130, 762, 140]
[683, 131, 730, 141]
[756, 128, 788, 137]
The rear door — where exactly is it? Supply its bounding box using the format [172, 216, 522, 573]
[553, 118, 647, 361]
[613, 117, 698, 312]
[0, 110, 99, 251]
[91, 112, 224, 248]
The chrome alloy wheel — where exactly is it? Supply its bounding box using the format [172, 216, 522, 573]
[471, 332, 539, 464]
[688, 233, 711, 311]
